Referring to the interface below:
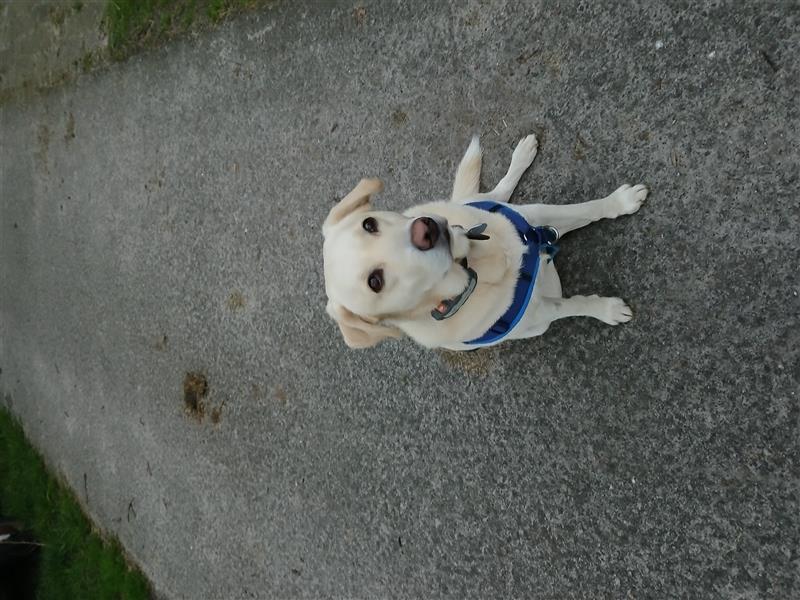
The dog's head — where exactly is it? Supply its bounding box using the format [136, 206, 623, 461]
[322, 179, 470, 348]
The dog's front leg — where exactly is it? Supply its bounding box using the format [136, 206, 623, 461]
[517, 184, 648, 235]
[535, 295, 634, 328]
[466, 134, 539, 203]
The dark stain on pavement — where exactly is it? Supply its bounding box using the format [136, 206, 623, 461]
[183, 372, 208, 421]
[154, 335, 168, 351]
[353, 7, 367, 26]
[274, 386, 287, 404]
[64, 112, 75, 142]
[391, 109, 407, 127]
[227, 291, 246, 310]
[36, 124, 50, 172]
[572, 132, 590, 161]
[210, 400, 226, 425]
[438, 348, 498, 376]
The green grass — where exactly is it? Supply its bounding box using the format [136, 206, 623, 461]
[0, 407, 150, 600]
[105, 0, 275, 60]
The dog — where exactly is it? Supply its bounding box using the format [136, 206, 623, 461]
[322, 133, 648, 351]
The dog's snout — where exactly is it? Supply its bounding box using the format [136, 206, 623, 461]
[411, 217, 440, 251]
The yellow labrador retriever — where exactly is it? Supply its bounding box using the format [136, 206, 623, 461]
[323, 133, 648, 351]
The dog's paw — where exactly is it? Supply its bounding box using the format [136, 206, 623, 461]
[607, 183, 648, 217]
[511, 134, 538, 169]
[597, 297, 634, 325]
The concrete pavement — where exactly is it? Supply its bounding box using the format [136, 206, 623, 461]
[1, 1, 798, 598]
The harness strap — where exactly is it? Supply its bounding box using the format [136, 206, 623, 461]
[464, 201, 558, 346]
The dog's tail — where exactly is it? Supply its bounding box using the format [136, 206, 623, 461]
[451, 135, 482, 203]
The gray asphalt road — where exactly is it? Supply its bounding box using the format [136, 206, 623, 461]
[1, 1, 798, 598]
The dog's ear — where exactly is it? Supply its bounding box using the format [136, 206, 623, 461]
[326, 301, 401, 349]
[323, 178, 383, 236]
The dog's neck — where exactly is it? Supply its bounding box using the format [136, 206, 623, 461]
[409, 221, 523, 322]
[452, 222, 521, 286]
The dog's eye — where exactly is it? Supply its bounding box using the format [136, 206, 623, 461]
[367, 269, 384, 293]
[362, 217, 378, 234]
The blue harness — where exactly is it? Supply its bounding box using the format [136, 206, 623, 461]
[463, 201, 559, 346]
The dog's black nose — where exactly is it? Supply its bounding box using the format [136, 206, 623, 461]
[411, 217, 440, 251]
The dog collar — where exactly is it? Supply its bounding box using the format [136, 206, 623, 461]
[430, 224, 489, 321]
[430, 258, 478, 320]
[463, 201, 559, 346]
